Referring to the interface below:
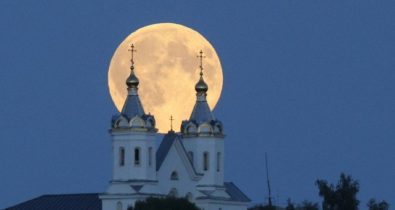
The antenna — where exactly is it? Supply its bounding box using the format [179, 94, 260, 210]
[265, 152, 273, 207]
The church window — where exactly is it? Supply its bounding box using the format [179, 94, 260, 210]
[188, 151, 194, 165]
[187, 124, 196, 133]
[217, 152, 221, 172]
[134, 147, 140, 166]
[203, 152, 209, 171]
[148, 147, 153, 167]
[116, 201, 122, 210]
[199, 124, 211, 133]
[171, 171, 179, 180]
[119, 147, 125, 166]
[130, 116, 144, 127]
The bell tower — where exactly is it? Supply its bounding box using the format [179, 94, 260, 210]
[110, 44, 157, 182]
[181, 50, 225, 187]
[101, 44, 158, 210]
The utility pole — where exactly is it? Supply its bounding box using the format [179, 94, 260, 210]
[265, 152, 273, 207]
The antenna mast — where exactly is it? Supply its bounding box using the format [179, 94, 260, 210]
[265, 152, 273, 207]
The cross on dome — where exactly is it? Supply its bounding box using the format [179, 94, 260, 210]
[128, 44, 137, 66]
[197, 50, 206, 77]
[170, 115, 174, 131]
[195, 50, 208, 93]
[126, 43, 139, 88]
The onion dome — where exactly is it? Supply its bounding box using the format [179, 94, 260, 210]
[111, 44, 157, 132]
[195, 75, 208, 93]
[126, 65, 139, 88]
[181, 50, 223, 137]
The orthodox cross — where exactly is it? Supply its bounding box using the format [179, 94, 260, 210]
[197, 50, 206, 76]
[128, 44, 137, 65]
[170, 115, 174, 131]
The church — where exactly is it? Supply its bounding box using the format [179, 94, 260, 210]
[5, 47, 251, 210]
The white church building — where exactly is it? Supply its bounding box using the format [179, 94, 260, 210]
[4, 47, 250, 210]
[100, 47, 250, 210]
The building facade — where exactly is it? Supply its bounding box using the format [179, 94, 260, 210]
[99, 48, 250, 210]
[4, 47, 250, 210]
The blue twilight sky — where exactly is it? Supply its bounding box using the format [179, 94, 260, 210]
[1, 0, 395, 209]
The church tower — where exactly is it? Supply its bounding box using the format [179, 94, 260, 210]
[110, 44, 157, 181]
[181, 50, 225, 187]
[101, 45, 158, 210]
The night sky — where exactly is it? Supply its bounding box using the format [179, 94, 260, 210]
[1, 1, 395, 209]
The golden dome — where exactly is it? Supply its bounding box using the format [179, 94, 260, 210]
[126, 66, 139, 88]
[195, 76, 208, 93]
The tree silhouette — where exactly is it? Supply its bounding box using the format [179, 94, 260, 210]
[248, 204, 276, 210]
[297, 200, 319, 210]
[316, 173, 359, 210]
[127, 197, 200, 210]
[367, 199, 389, 210]
[286, 199, 296, 210]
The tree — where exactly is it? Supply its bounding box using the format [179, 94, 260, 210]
[248, 204, 276, 210]
[297, 200, 319, 210]
[127, 197, 200, 210]
[316, 173, 359, 210]
[367, 199, 389, 210]
[286, 198, 296, 210]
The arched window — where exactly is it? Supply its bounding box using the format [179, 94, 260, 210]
[199, 124, 212, 133]
[130, 116, 145, 127]
[168, 188, 178, 197]
[148, 147, 153, 167]
[116, 201, 122, 210]
[188, 151, 194, 165]
[203, 152, 209, 171]
[187, 124, 197, 133]
[170, 171, 179, 180]
[217, 152, 221, 172]
[119, 147, 125, 166]
[134, 147, 140, 166]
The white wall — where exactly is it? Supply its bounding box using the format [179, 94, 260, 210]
[182, 137, 224, 186]
[157, 144, 198, 200]
[111, 132, 157, 181]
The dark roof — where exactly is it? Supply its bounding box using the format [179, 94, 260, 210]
[156, 131, 178, 171]
[196, 182, 251, 203]
[4, 193, 101, 210]
[224, 182, 251, 202]
[121, 93, 145, 119]
[189, 100, 215, 124]
[156, 132, 203, 179]
[4, 183, 249, 209]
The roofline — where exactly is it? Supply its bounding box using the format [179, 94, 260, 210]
[4, 193, 102, 210]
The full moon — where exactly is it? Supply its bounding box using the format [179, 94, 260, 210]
[108, 23, 223, 133]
